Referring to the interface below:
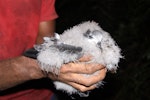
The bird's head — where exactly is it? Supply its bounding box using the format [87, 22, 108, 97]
[83, 29, 103, 48]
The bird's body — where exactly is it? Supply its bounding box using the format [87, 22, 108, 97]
[34, 21, 122, 96]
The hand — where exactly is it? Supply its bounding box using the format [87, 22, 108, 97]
[48, 55, 107, 92]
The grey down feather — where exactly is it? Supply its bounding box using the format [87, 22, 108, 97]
[34, 21, 123, 97]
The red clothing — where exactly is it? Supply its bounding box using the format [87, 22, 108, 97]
[0, 0, 58, 99]
[0, 0, 58, 60]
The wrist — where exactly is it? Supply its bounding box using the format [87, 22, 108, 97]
[15, 56, 46, 80]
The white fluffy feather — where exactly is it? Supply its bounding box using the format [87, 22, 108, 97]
[34, 21, 123, 96]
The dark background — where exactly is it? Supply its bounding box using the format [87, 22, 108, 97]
[54, 0, 150, 100]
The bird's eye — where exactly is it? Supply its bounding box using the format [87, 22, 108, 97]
[88, 35, 93, 39]
[83, 29, 93, 39]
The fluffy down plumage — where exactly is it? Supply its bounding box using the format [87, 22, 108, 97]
[34, 21, 123, 96]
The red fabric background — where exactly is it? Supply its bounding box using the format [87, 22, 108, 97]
[0, 0, 58, 99]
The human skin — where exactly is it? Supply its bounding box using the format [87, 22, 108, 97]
[0, 20, 107, 92]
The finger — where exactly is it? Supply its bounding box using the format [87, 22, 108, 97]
[61, 63, 105, 74]
[78, 55, 92, 62]
[65, 81, 96, 92]
[59, 68, 107, 87]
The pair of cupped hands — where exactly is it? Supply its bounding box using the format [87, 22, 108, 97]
[28, 55, 107, 92]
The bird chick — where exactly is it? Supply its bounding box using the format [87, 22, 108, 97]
[34, 21, 123, 96]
